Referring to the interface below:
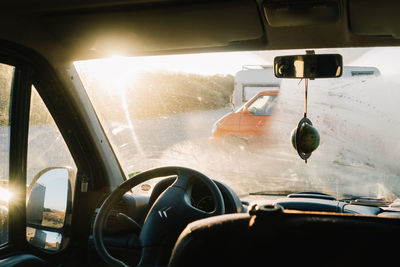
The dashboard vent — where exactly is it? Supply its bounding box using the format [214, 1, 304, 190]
[91, 199, 128, 232]
[106, 199, 128, 229]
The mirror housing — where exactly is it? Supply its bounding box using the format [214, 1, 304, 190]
[274, 54, 342, 78]
[26, 167, 75, 251]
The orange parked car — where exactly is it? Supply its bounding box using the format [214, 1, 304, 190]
[212, 90, 278, 144]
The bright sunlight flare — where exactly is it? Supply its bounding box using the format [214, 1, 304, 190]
[0, 187, 12, 203]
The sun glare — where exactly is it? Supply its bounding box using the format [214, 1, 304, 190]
[76, 51, 269, 83]
[0, 187, 12, 203]
[83, 56, 141, 94]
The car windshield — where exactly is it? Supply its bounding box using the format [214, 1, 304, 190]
[74, 47, 400, 200]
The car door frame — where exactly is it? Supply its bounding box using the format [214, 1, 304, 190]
[0, 39, 125, 264]
[0, 48, 34, 257]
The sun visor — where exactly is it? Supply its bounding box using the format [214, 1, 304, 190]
[263, 0, 340, 27]
[349, 0, 400, 39]
[39, 1, 264, 58]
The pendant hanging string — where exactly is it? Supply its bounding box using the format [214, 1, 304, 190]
[304, 78, 308, 117]
[304, 78, 309, 163]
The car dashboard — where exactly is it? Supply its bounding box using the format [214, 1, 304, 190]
[88, 177, 400, 266]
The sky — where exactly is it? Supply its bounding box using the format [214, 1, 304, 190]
[38, 168, 69, 211]
[76, 51, 268, 82]
[75, 47, 380, 92]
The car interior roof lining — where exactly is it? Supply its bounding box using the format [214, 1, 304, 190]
[1, 0, 400, 66]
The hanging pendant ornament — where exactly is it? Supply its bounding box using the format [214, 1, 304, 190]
[290, 78, 320, 163]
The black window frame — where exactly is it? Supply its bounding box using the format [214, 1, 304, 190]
[0, 45, 83, 261]
[0, 43, 83, 262]
[0, 38, 126, 265]
[0, 56, 33, 253]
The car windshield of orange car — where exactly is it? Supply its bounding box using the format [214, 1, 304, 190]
[74, 47, 400, 201]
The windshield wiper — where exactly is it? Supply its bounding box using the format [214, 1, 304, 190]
[249, 190, 295, 196]
[339, 196, 392, 207]
[248, 191, 336, 200]
[248, 191, 394, 207]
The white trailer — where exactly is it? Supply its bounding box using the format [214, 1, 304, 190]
[233, 66, 281, 110]
[232, 65, 380, 111]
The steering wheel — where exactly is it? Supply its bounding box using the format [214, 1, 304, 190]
[93, 166, 225, 267]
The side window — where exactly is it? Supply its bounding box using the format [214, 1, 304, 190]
[0, 64, 14, 246]
[247, 95, 277, 116]
[26, 86, 76, 251]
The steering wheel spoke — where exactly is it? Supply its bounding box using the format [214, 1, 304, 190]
[173, 169, 192, 189]
[116, 212, 142, 234]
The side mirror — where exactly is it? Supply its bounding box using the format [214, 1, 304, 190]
[274, 54, 342, 79]
[26, 167, 75, 251]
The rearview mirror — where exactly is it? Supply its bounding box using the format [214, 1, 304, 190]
[274, 54, 342, 78]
